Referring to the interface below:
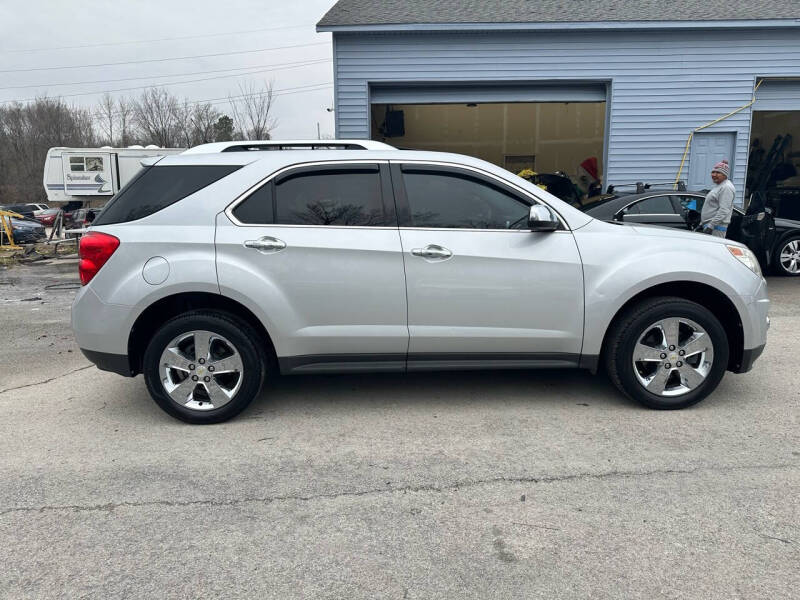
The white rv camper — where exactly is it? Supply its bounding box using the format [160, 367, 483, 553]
[43, 146, 185, 206]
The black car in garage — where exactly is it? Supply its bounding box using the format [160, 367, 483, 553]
[581, 191, 800, 276]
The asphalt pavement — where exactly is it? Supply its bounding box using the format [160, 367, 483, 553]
[1, 259, 798, 599]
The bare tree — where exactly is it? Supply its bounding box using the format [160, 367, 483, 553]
[117, 97, 135, 146]
[0, 97, 96, 203]
[190, 103, 220, 145]
[174, 98, 193, 148]
[229, 81, 277, 140]
[133, 88, 179, 147]
[95, 93, 116, 145]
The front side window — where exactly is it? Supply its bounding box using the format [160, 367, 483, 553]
[274, 166, 385, 226]
[401, 168, 530, 229]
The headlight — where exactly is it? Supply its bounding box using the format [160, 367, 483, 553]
[727, 245, 762, 277]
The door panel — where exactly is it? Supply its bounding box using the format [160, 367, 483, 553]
[393, 163, 585, 361]
[215, 162, 408, 367]
[399, 229, 584, 357]
[216, 219, 408, 361]
[688, 132, 736, 191]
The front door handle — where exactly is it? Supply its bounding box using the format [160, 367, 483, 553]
[244, 236, 286, 254]
[411, 244, 452, 260]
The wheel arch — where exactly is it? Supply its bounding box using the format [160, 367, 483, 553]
[128, 292, 277, 376]
[771, 229, 800, 274]
[599, 281, 744, 373]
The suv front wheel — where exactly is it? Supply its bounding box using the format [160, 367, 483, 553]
[143, 311, 266, 423]
[605, 297, 729, 409]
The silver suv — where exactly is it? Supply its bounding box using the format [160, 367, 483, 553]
[71, 140, 770, 423]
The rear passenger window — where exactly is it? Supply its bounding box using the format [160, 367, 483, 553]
[93, 165, 241, 225]
[274, 166, 385, 226]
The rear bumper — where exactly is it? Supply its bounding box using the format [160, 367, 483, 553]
[80, 348, 135, 377]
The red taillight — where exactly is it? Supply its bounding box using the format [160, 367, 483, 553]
[79, 231, 119, 286]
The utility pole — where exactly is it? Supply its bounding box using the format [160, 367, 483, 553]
[317, 122, 321, 140]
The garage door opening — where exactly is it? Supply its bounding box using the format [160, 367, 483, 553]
[748, 110, 800, 218]
[370, 101, 606, 204]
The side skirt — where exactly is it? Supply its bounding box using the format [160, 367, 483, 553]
[279, 353, 582, 375]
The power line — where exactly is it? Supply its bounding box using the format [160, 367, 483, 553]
[0, 41, 330, 74]
[102, 83, 334, 118]
[1, 23, 317, 54]
[0, 59, 332, 103]
[177, 83, 334, 110]
[207, 84, 333, 109]
[0, 58, 331, 90]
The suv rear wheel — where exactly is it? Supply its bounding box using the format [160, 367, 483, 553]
[143, 311, 266, 423]
[605, 297, 729, 409]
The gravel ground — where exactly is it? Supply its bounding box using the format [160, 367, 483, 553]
[0, 259, 798, 599]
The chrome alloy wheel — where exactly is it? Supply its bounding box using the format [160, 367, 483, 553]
[159, 330, 244, 411]
[779, 239, 800, 274]
[632, 317, 714, 398]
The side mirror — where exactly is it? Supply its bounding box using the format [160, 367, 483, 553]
[613, 210, 625, 222]
[528, 205, 559, 232]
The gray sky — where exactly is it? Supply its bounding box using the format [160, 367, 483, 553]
[0, 0, 338, 139]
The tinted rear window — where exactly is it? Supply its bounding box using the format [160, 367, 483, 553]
[94, 165, 241, 225]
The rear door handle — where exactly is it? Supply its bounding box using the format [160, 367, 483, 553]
[244, 236, 286, 254]
[411, 244, 452, 260]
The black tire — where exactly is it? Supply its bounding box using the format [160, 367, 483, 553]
[604, 297, 729, 410]
[772, 235, 800, 276]
[143, 311, 267, 424]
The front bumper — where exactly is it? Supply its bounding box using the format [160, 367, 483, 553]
[734, 277, 770, 373]
[738, 343, 766, 373]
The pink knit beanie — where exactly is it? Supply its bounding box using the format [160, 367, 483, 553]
[712, 160, 730, 178]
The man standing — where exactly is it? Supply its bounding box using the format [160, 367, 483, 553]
[700, 160, 735, 237]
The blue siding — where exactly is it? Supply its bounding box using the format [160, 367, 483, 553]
[332, 29, 800, 203]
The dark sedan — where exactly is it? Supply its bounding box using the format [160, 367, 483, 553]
[0, 215, 46, 245]
[581, 191, 800, 276]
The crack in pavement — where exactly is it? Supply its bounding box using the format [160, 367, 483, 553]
[0, 364, 93, 395]
[1, 462, 796, 517]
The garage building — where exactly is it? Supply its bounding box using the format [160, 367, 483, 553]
[317, 0, 800, 209]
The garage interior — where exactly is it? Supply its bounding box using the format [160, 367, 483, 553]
[370, 101, 606, 200]
[748, 109, 800, 219]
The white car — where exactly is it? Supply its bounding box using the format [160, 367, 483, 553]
[71, 141, 769, 423]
